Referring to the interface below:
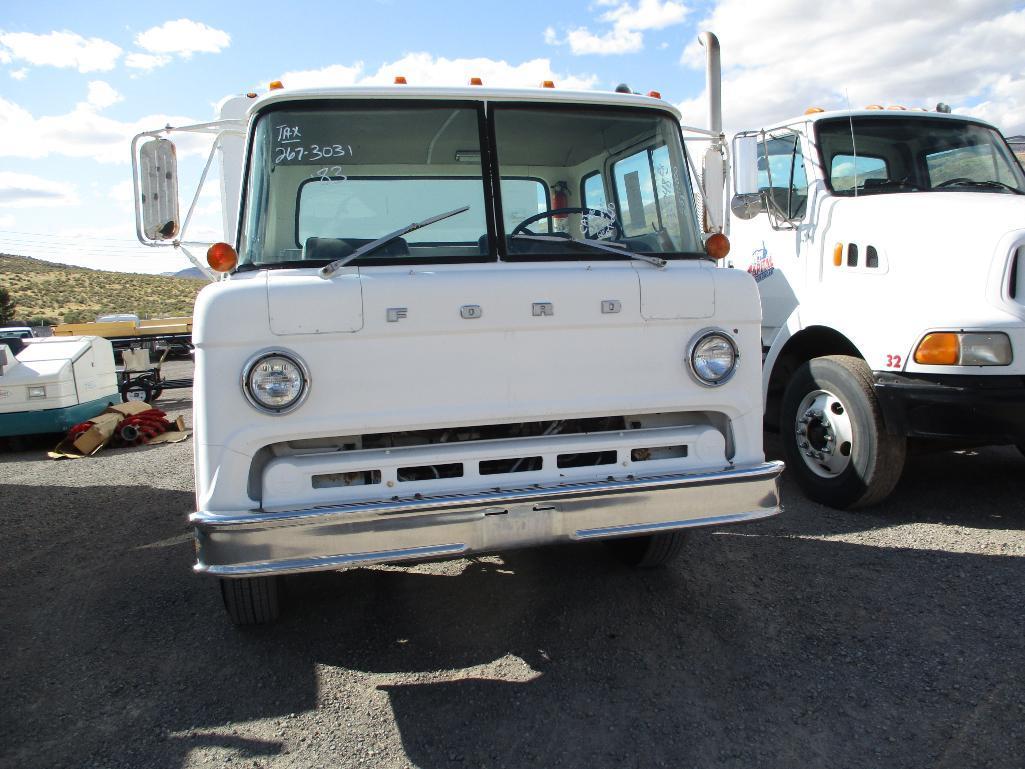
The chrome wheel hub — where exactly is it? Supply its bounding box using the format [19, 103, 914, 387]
[794, 389, 854, 478]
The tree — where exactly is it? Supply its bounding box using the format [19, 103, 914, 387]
[0, 288, 16, 325]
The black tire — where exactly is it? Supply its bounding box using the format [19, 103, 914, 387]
[220, 576, 280, 625]
[781, 355, 905, 509]
[121, 379, 153, 404]
[607, 531, 686, 568]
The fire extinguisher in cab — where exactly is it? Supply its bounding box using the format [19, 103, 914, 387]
[552, 181, 570, 234]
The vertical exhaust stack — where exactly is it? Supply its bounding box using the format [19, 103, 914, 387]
[697, 31, 727, 235]
[699, 31, 723, 139]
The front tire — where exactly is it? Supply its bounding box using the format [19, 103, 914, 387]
[607, 531, 686, 568]
[781, 355, 905, 509]
[220, 576, 280, 625]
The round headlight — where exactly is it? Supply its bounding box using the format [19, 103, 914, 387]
[688, 330, 739, 386]
[242, 351, 310, 414]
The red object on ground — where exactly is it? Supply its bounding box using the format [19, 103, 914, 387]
[112, 408, 173, 447]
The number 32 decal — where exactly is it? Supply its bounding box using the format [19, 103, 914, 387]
[885, 354, 903, 369]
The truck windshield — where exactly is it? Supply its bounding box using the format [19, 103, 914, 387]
[817, 117, 1025, 196]
[237, 101, 701, 268]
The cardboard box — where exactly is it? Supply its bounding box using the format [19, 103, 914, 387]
[49, 401, 153, 458]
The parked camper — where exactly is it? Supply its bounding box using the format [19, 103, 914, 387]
[727, 107, 1025, 508]
[132, 32, 782, 624]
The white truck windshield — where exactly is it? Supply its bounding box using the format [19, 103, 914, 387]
[817, 117, 1025, 195]
[238, 101, 701, 268]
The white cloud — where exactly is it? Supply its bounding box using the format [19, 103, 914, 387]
[0, 214, 15, 228]
[134, 19, 230, 58]
[86, 80, 122, 110]
[0, 172, 78, 208]
[548, 0, 688, 55]
[276, 54, 599, 91]
[277, 63, 364, 89]
[0, 95, 208, 164]
[678, 0, 1025, 136]
[10, 68, 27, 80]
[0, 30, 121, 73]
[125, 52, 172, 71]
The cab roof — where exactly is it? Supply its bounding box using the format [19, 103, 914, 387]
[247, 85, 682, 120]
[762, 108, 997, 133]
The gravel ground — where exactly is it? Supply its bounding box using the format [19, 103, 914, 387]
[2, 360, 1024, 769]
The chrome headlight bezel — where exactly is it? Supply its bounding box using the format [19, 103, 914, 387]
[687, 328, 740, 387]
[241, 350, 311, 414]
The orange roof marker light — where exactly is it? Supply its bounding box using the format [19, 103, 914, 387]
[394, 76, 407, 85]
[887, 105, 907, 110]
[269, 80, 284, 91]
[865, 104, 884, 110]
[541, 80, 555, 88]
[648, 90, 662, 99]
[469, 77, 483, 86]
[705, 233, 730, 260]
[246, 92, 258, 99]
[804, 106, 824, 114]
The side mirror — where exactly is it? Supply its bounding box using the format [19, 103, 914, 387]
[731, 192, 765, 220]
[138, 138, 180, 241]
[733, 135, 760, 195]
[701, 144, 725, 233]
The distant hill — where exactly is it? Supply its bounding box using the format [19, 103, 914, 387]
[0, 253, 207, 325]
[163, 267, 207, 280]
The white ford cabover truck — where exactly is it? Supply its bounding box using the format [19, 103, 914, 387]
[132, 33, 781, 624]
[726, 107, 1025, 509]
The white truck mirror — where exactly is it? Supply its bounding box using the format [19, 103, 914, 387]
[138, 138, 180, 241]
[701, 145, 726, 233]
[733, 135, 760, 195]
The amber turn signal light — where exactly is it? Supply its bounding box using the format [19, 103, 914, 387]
[833, 243, 843, 266]
[914, 333, 959, 365]
[207, 242, 238, 273]
[705, 233, 730, 260]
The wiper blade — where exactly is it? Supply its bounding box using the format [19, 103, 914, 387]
[319, 205, 470, 278]
[510, 234, 667, 269]
[937, 179, 1024, 195]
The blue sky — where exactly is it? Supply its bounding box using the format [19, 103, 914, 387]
[2, 0, 1024, 274]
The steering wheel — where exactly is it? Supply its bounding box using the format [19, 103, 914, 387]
[511, 206, 623, 239]
[935, 177, 974, 188]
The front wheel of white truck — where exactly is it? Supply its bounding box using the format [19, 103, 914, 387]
[607, 531, 686, 568]
[220, 576, 280, 625]
[781, 355, 906, 509]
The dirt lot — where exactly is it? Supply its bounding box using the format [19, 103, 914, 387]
[1, 362, 1023, 769]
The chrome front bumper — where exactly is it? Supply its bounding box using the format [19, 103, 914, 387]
[192, 461, 784, 577]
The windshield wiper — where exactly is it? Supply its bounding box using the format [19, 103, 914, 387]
[935, 179, 1024, 195]
[319, 205, 470, 278]
[510, 234, 667, 269]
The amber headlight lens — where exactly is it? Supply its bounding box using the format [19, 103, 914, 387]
[242, 352, 310, 413]
[689, 330, 739, 386]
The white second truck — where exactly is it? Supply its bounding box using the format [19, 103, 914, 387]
[131, 33, 782, 624]
[726, 106, 1025, 508]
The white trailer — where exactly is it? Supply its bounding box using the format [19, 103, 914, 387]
[725, 106, 1025, 508]
[131, 32, 782, 624]
[0, 336, 119, 437]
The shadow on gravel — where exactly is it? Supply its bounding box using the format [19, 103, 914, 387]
[765, 439, 1025, 536]
[2, 457, 1024, 768]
